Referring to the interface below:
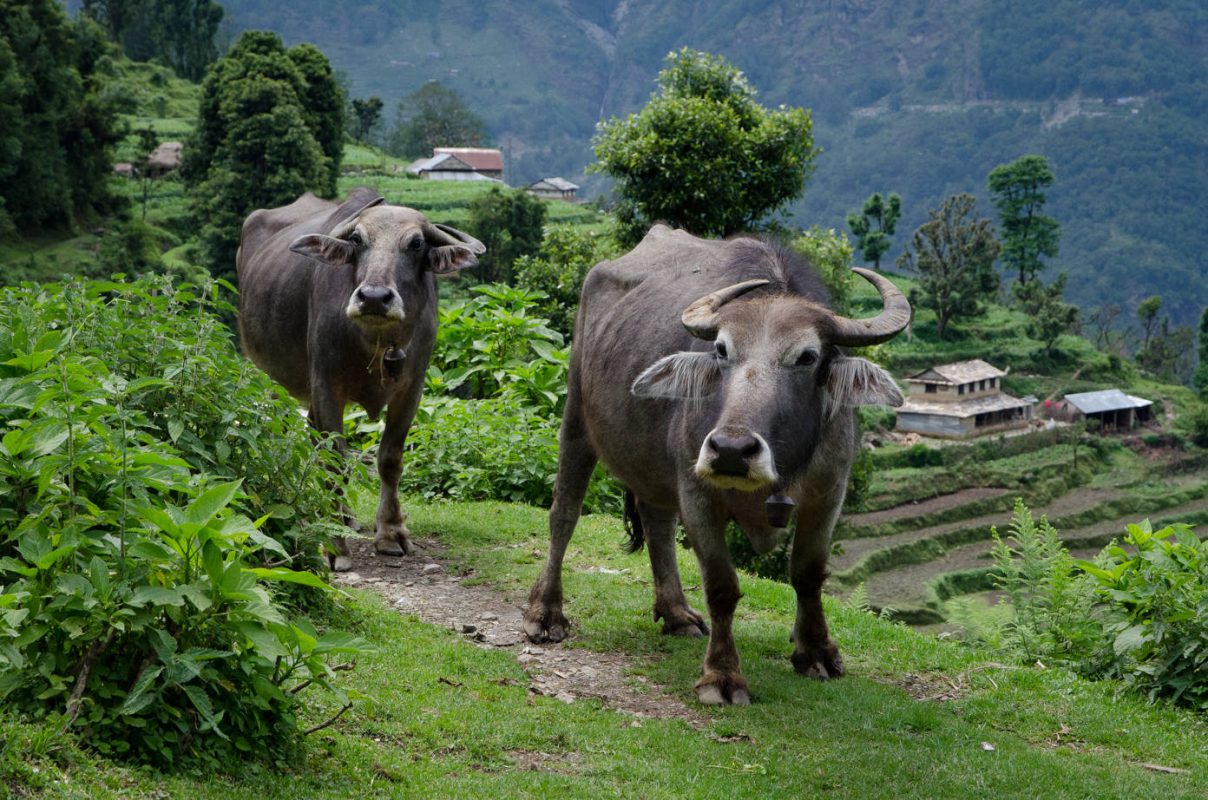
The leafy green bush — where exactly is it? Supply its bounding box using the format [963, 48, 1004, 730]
[976, 501, 1208, 711]
[428, 283, 568, 416]
[1078, 521, 1208, 709]
[0, 277, 366, 765]
[514, 223, 621, 337]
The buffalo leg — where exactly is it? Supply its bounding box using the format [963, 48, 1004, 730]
[788, 483, 846, 679]
[372, 388, 423, 559]
[308, 386, 357, 572]
[523, 400, 596, 643]
[639, 501, 707, 637]
[681, 498, 750, 706]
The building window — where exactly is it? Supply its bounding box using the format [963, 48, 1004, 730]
[958, 384, 965, 395]
[925, 383, 937, 394]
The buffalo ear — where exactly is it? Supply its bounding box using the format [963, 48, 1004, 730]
[631, 352, 721, 400]
[825, 356, 903, 411]
[289, 234, 354, 265]
[427, 245, 478, 275]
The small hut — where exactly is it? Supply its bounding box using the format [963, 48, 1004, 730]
[1051, 389, 1153, 432]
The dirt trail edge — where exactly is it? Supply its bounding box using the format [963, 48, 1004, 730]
[332, 537, 707, 727]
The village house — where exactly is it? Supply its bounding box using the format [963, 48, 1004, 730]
[1047, 389, 1153, 432]
[894, 359, 1034, 438]
[527, 177, 579, 201]
[406, 151, 502, 182]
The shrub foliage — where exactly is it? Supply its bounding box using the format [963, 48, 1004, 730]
[0, 277, 366, 765]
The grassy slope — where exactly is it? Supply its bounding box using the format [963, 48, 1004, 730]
[11, 498, 1208, 799]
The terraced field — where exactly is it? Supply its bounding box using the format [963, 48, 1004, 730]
[828, 435, 1208, 625]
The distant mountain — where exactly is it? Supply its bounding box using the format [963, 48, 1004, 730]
[218, 0, 1208, 326]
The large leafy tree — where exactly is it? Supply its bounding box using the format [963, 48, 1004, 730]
[387, 81, 488, 159]
[287, 43, 345, 196]
[897, 193, 1000, 340]
[592, 48, 819, 244]
[0, 1, 122, 235]
[1014, 273, 1080, 357]
[350, 96, 384, 144]
[987, 154, 1060, 287]
[846, 192, 901, 270]
[183, 31, 337, 282]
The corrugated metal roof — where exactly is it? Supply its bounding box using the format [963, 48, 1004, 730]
[434, 147, 504, 171]
[907, 359, 1006, 384]
[530, 177, 579, 191]
[898, 392, 1032, 419]
[1063, 389, 1152, 414]
[407, 153, 478, 173]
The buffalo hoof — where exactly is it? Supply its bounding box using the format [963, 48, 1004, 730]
[657, 606, 709, 638]
[522, 607, 570, 644]
[791, 640, 845, 680]
[695, 672, 751, 706]
[373, 536, 415, 557]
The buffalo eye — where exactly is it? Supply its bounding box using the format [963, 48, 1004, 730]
[796, 349, 818, 367]
[407, 236, 423, 251]
[714, 341, 728, 359]
[347, 231, 364, 247]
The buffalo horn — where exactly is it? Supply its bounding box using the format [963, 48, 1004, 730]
[830, 268, 911, 346]
[423, 222, 487, 255]
[681, 279, 770, 340]
[329, 196, 386, 239]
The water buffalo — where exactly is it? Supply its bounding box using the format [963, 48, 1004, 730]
[523, 225, 909, 705]
[237, 187, 484, 571]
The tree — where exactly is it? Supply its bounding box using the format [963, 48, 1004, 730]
[0, 2, 123, 234]
[1015, 273, 1080, 357]
[82, 0, 223, 80]
[288, 43, 344, 196]
[987, 154, 1060, 286]
[350, 96, 384, 144]
[386, 81, 488, 159]
[1136, 295, 1163, 352]
[1195, 307, 1208, 399]
[896, 193, 999, 340]
[592, 48, 819, 245]
[846, 192, 901, 270]
[183, 31, 336, 282]
[1086, 303, 1127, 357]
[466, 187, 547, 284]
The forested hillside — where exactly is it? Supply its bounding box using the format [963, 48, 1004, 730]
[218, 0, 1207, 325]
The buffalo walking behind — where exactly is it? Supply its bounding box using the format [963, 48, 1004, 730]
[236, 187, 484, 571]
[523, 225, 909, 705]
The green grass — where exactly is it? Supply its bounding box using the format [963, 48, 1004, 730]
[9, 497, 1208, 798]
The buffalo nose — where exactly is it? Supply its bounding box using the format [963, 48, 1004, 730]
[355, 285, 396, 313]
[706, 431, 762, 475]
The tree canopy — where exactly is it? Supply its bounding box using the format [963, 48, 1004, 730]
[987, 154, 1060, 286]
[466, 187, 546, 285]
[183, 31, 342, 281]
[897, 193, 1000, 340]
[0, 1, 123, 236]
[82, 0, 224, 81]
[846, 191, 902, 270]
[387, 81, 488, 159]
[592, 48, 819, 244]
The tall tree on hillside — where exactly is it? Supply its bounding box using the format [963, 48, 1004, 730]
[0, 3, 122, 234]
[846, 191, 901, 270]
[82, 0, 223, 80]
[387, 81, 488, 159]
[350, 96, 384, 144]
[288, 43, 344, 196]
[183, 31, 336, 282]
[1135, 295, 1196, 384]
[1136, 295, 1163, 353]
[896, 193, 999, 340]
[592, 48, 819, 245]
[987, 154, 1060, 286]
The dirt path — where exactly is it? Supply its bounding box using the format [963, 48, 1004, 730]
[331, 537, 706, 726]
[844, 487, 1010, 528]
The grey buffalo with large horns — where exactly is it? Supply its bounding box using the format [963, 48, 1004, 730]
[236, 187, 484, 571]
[523, 224, 909, 705]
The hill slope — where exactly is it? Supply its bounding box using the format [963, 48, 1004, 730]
[221, 0, 1207, 325]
